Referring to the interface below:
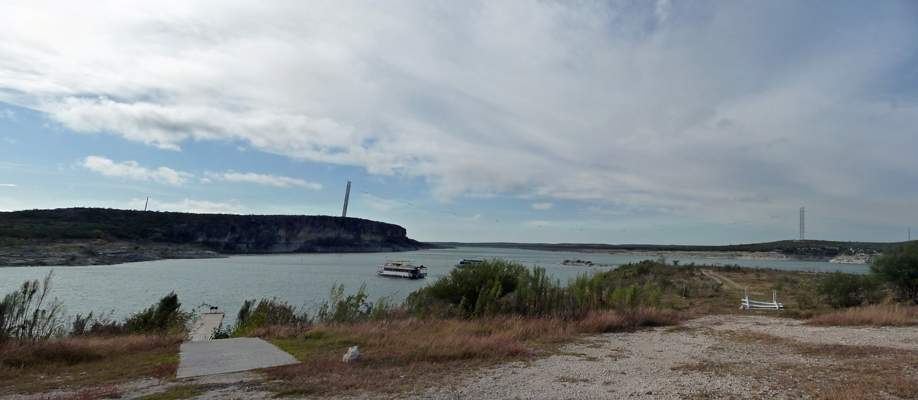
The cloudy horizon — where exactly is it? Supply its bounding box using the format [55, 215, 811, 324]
[1, 0, 916, 244]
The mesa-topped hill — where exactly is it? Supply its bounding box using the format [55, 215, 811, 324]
[0, 208, 432, 266]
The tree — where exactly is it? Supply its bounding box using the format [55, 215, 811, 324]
[870, 241, 918, 304]
[818, 271, 880, 309]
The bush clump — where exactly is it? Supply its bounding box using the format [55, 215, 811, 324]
[0, 272, 65, 342]
[818, 271, 881, 309]
[871, 241, 918, 304]
[407, 259, 663, 319]
[124, 292, 191, 334]
[317, 283, 390, 324]
[234, 298, 308, 335]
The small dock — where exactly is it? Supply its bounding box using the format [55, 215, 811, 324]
[177, 337, 299, 378]
[189, 309, 225, 341]
[179, 308, 299, 379]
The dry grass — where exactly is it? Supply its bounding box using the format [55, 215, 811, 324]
[807, 304, 918, 327]
[262, 309, 679, 396]
[652, 266, 824, 317]
[0, 334, 183, 394]
[33, 385, 124, 400]
[676, 330, 918, 399]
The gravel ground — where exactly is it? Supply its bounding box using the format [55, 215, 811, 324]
[399, 314, 918, 400]
[5, 315, 917, 399]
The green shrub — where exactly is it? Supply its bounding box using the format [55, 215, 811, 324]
[235, 298, 307, 333]
[795, 289, 820, 310]
[412, 259, 527, 316]
[871, 241, 918, 303]
[316, 283, 391, 324]
[124, 292, 191, 334]
[818, 271, 881, 309]
[407, 259, 664, 319]
[0, 271, 65, 342]
[610, 283, 662, 310]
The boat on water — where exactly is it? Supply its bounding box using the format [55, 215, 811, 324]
[455, 258, 483, 268]
[377, 260, 427, 279]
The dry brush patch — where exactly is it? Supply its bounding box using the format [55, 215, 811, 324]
[261, 309, 680, 397]
[675, 330, 918, 399]
[0, 334, 183, 394]
[807, 304, 918, 327]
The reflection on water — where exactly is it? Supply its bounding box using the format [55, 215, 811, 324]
[0, 247, 866, 325]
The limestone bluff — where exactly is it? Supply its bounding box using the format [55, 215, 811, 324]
[0, 207, 431, 255]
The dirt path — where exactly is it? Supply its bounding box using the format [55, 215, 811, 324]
[700, 269, 743, 290]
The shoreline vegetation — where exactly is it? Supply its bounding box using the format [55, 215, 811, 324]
[4, 243, 918, 398]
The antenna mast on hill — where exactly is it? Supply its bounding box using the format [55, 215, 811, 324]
[799, 207, 805, 241]
[342, 181, 351, 218]
[144, 197, 149, 212]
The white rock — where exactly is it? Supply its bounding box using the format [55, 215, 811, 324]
[342, 345, 361, 363]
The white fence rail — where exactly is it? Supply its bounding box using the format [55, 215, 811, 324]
[740, 286, 783, 310]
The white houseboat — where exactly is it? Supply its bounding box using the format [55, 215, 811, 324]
[454, 258, 483, 268]
[377, 260, 427, 279]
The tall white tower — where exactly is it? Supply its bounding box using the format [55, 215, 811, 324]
[342, 181, 351, 218]
[799, 207, 805, 241]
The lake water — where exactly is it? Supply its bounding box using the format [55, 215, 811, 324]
[0, 247, 867, 326]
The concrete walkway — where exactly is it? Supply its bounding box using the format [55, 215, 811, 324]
[179, 309, 300, 378]
[188, 309, 225, 341]
[177, 337, 300, 378]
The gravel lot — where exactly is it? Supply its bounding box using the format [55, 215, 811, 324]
[400, 314, 918, 400]
[6, 314, 917, 399]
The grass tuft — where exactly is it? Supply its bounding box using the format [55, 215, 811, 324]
[0, 334, 182, 393]
[807, 305, 918, 327]
[264, 309, 678, 396]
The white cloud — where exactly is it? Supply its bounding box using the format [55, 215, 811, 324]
[130, 198, 244, 214]
[0, 184, 17, 187]
[532, 202, 553, 210]
[205, 171, 322, 189]
[80, 156, 193, 185]
[0, 109, 15, 120]
[0, 1, 916, 234]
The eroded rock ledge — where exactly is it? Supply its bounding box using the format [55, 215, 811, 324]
[0, 208, 432, 266]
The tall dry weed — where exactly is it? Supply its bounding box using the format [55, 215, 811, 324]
[808, 304, 918, 327]
[1, 334, 183, 368]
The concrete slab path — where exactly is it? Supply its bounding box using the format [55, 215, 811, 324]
[177, 337, 299, 378]
[188, 309, 225, 341]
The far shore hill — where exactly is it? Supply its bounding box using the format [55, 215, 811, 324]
[430, 240, 899, 265]
[0, 208, 899, 267]
[0, 207, 433, 267]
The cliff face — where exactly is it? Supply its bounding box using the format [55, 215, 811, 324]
[171, 215, 427, 253]
[0, 208, 431, 254]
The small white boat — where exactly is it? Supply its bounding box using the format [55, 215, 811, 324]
[455, 258, 483, 268]
[377, 260, 427, 279]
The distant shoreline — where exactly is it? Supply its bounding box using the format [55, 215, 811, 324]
[432, 241, 888, 265]
[564, 249, 875, 265]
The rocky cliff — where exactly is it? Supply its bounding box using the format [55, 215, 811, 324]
[172, 214, 429, 253]
[0, 208, 431, 255]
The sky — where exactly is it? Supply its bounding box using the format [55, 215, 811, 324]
[0, 0, 917, 245]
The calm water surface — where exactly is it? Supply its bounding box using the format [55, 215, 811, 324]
[0, 247, 867, 325]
